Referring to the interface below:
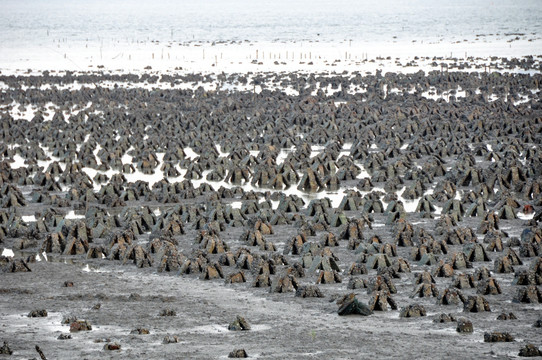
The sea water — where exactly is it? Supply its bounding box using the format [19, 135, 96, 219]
[1, 0, 541, 46]
[1, 0, 541, 72]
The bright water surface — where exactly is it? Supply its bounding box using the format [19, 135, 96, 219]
[1, 0, 541, 47]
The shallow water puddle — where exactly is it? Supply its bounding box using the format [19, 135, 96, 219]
[82, 264, 116, 273]
[3, 312, 66, 334]
[36, 251, 47, 262]
[517, 212, 535, 220]
[21, 215, 36, 222]
[1, 248, 15, 257]
[230, 201, 243, 209]
[65, 211, 85, 220]
[188, 323, 271, 335]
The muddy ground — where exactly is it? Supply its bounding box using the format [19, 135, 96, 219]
[1, 67, 542, 359]
[0, 255, 539, 360]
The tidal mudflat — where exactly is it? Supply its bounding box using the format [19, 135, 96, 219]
[1, 53, 542, 359]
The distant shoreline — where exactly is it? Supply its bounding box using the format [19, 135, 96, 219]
[1, 38, 541, 75]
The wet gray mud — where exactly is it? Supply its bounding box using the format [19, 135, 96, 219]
[1, 62, 542, 359]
